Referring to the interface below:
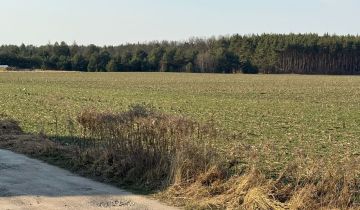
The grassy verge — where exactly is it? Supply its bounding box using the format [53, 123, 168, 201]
[0, 106, 359, 209]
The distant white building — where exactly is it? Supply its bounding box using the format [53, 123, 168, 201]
[0, 65, 9, 68]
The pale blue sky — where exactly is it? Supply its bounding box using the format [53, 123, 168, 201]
[0, 0, 359, 46]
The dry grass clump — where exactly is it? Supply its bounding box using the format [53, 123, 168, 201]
[159, 155, 360, 209]
[75, 104, 220, 189]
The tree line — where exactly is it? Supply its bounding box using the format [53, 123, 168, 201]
[1, 33, 360, 74]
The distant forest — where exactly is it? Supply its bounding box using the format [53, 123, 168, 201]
[1, 34, 360, 74]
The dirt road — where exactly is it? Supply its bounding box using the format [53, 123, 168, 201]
[0, 149, 178, 210]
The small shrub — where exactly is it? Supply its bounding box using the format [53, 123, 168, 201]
[76, 104, 220, 189]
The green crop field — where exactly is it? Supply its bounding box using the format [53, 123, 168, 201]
[0, 72, 359, 163]
[1, 71, 360, 208]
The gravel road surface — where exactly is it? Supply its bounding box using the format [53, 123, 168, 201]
[0, 149, 178, 210]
